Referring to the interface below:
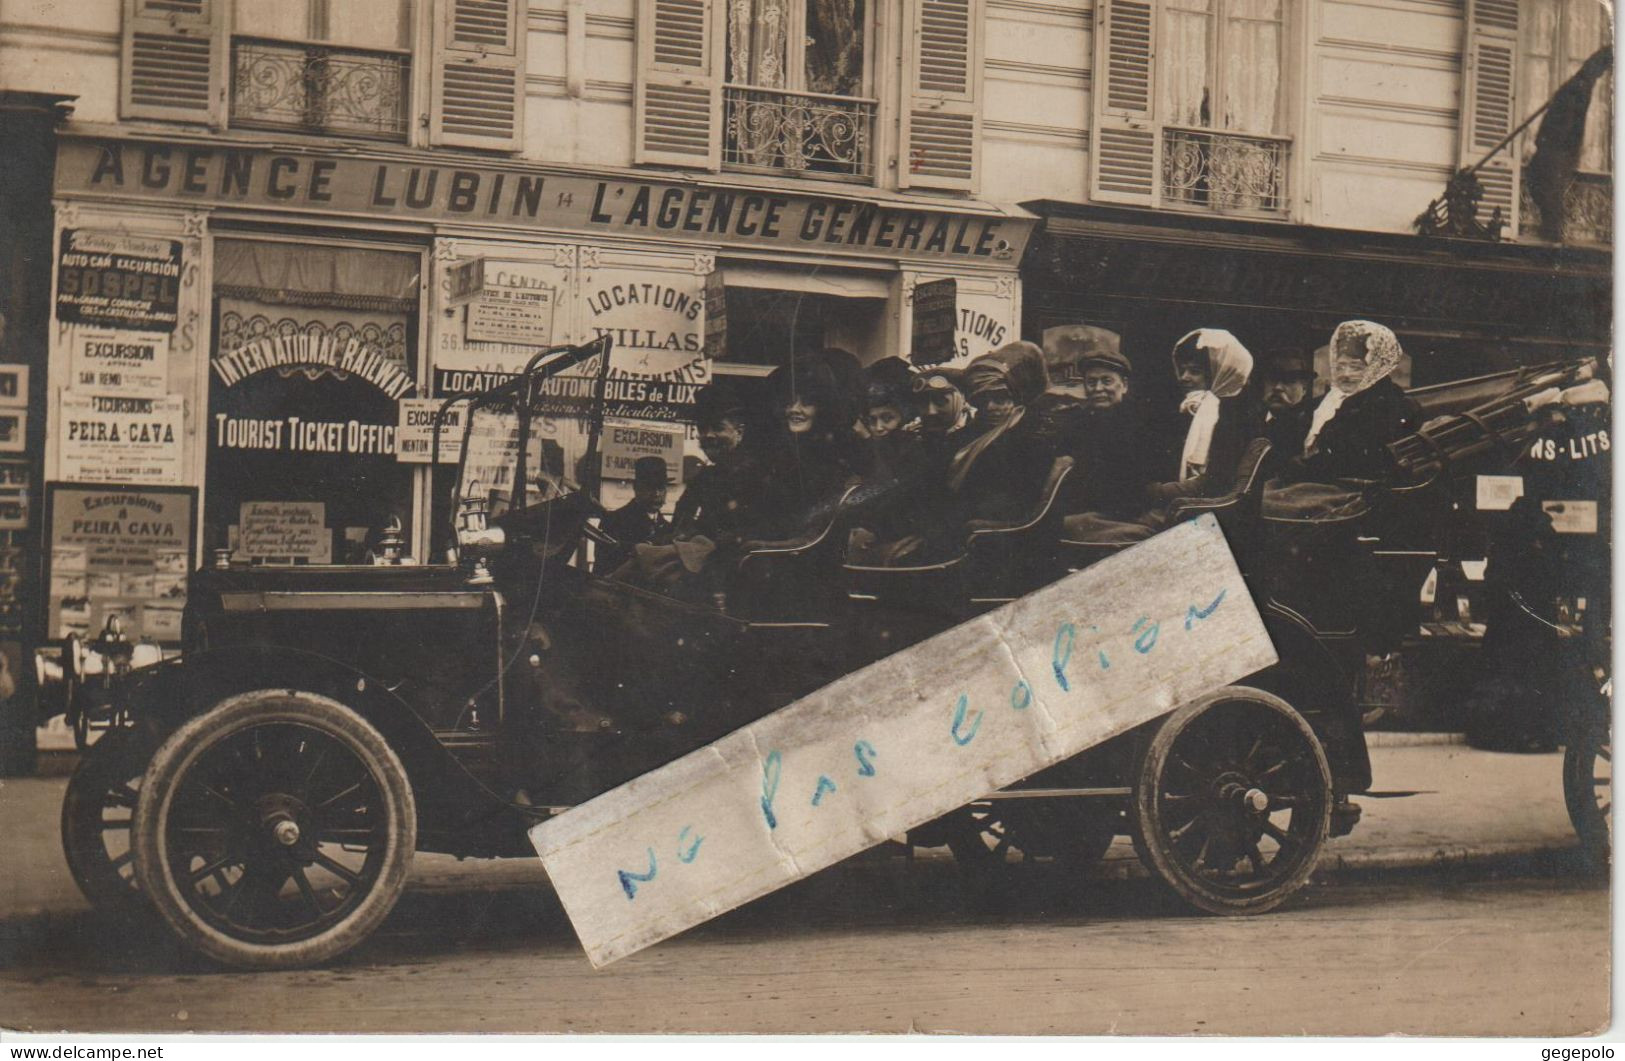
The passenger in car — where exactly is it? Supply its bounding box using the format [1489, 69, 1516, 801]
[1062, 346, 1158, 522]
[1288, 320, 1420, 483]
[756, 351, 864, 541]
[945, 341, 1058, 525]
[1062, 328, 1258, 544]
[593, 456, 673, 575]
[671, 381, 767, 547]
[847, 359, 953, 565]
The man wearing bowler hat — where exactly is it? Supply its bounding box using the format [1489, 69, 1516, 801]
[595, 455, 674, 574]
[1258, 352, 1318, 458]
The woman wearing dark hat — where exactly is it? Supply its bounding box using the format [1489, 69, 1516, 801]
[758, 350, 863, 539]
[846, 358, 953, 564]
[946, 341, 1058, 524]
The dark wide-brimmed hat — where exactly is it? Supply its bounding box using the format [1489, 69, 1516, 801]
[633, 456, 668, 489]
[1259, 353, 1316, 382]
[1043, 325, 1126, 380]
[693, 379, 750, 428]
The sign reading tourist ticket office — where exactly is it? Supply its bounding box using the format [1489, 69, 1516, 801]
[56, 138, 1032, 264]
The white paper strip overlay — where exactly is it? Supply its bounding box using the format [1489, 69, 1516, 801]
[531, 515, 1278, 967]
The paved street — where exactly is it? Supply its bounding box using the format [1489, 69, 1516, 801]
[0, 741, 1610, 1036]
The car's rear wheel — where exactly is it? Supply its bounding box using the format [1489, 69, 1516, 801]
[133, 690, 415, 969]
[1563, 717, 1611, 868]
[1132, 687, 1331, 915]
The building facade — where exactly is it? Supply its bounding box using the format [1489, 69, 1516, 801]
[0, 0, 1611, 666]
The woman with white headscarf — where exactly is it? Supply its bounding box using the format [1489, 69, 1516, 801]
[1291, 320, 1420, 483]
[1148, 328, 1261, 504]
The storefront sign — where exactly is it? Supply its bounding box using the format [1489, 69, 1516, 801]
[56, 229, 182, 332]
[212, 413, 397, 457]
[44, 483, 195, 642]
[396, 398, 465, 463]
[59, 392, 184, 485]
[581, 269, 708, 386]
[70, 329, 170, 396]
[238, 500, 332, 563]
[57, 138, 1034, 265]
[211, 332, 415, 400]
[601, 422, 681, 483]
[467, 265, 557, 346]
[910, 278, 957, 366]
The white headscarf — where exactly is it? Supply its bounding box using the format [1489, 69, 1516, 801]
[1173, 329, 1254, 480]
[1303, 321, 1406, 453]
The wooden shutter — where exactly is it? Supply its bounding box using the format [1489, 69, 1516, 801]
[431, 0, 526, 150]
[1088, 0, 1159, 206]
[120, 0, 225, 124]
[634, 0, 721, 168]
[1459, 0, 1520, 233]
[900, 0, 983, 192]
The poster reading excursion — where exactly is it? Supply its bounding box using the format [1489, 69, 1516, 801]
[56, 230, 183, 332]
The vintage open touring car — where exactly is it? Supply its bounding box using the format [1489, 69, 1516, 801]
[47, 336, 1609, 969]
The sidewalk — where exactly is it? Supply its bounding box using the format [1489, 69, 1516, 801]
[0, 742, 1586, 920]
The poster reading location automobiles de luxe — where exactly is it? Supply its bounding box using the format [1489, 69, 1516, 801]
[44, 484, 194, 643]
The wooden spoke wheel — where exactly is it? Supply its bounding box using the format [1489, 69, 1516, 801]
[945, 798, 1120, 870]
[133, 691, 415, 969]
[61, 729, 149, 915]
[1132, 687, 1331, 915]
[1563, 718, 1611, 868]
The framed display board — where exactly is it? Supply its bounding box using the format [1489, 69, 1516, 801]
[43, 482, 197, 645]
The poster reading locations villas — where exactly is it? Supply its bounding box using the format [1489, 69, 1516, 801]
[56, 230, 183, 333]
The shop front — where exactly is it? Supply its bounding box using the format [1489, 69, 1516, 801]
[42, 132, 1036, 633]
[1020, 200, 1612, 408]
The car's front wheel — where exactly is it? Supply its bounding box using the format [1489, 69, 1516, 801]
[133, 690, 415, 969]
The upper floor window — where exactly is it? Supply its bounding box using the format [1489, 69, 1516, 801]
[1520, 0, 1611, 176]
[722, 0, 876, 179]
[119, 0, 525, 152]
[231, 0, 413, 141]
[1090, 0, 1293, 218]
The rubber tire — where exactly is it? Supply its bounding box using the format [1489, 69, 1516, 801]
[61, 729, 152, 917]
[133, 690, 416, 970]
[1132, 686, 1332, 916]
[1563, 718, 1611, 868]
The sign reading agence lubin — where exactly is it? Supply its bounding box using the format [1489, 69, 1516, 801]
[56, 138, 1033, 264]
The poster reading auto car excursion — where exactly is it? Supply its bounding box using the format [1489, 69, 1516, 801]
[56, 230, 182, 333]
[45, 483, 195, 643]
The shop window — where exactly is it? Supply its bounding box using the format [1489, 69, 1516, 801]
[206, 239, 424, 565]
[230, 0, 413, 140]
[720, 287, 887, 368]
[1516, 0, 1613, 244]
[1091, 0, 1292, 218]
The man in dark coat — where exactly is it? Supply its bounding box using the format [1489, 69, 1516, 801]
[671, 381, 767, 546]
[1064, 346, 1158, 520]
[594, 456, 673, 574]
[1258, 352, 1318, 460]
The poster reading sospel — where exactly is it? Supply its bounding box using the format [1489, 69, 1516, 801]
[56, 230, 182, 333]
[59, 392, 184, 485]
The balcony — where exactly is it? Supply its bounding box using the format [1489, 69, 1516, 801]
[1519, 171, 1612, 245]
[723, 85, 876, 182]
[231, 37, 409, 141]
[1161, 126, 1290, 218]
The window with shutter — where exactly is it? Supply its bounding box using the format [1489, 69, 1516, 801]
[899, 0, 981, 191]
[121, 0, 226, 125]
[1459, 0, 1520, 235]
[431, 0, 526, 151]
[1089, 0, 1159, 206]
[1515, 0, 1611, 243]
[635, 0, 723, 169]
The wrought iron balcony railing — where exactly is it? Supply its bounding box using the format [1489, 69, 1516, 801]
[723, 85, 876, 181]
[1519, 170, 1613, 245]
[1161, 126, 1291, 218]
[231, 37, 410, 141]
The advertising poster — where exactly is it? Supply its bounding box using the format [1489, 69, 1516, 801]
[69, 329, 171, 396]
[571, 264, 710, 422]
[58, 392, 184, 484]
[466, 267, 558, 346]
[601, 421, 682, 483]
[909, 277, 957, 365]
[396, 397, 466, 463]
[0, 408, 25, 454]
[44, 483, 195, 642]
[435, 258, 572, 397]
[0, 461, 29, 531]
[56, 229, 183, 332]
[237, 501, 332, 563]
